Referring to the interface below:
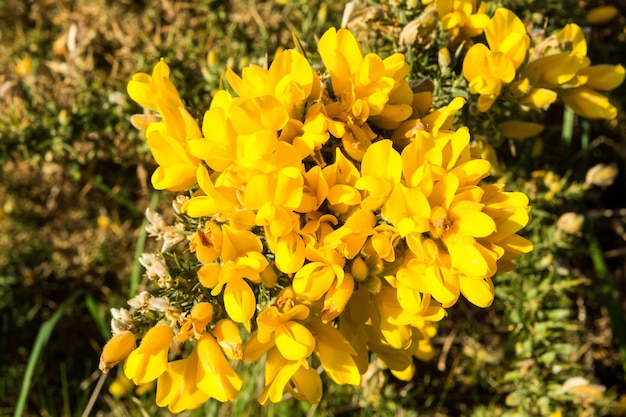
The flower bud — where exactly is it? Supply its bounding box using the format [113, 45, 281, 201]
[99, 331, 136, 373]
[556, 212, 584, 235]
[585, 163, 618, 188]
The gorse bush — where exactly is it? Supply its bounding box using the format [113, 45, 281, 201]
[97, 1, 624, 414]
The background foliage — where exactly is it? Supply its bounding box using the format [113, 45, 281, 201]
[1, 0, 626, 416]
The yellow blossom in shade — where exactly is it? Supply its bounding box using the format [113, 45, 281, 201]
[498, 121, 544, 139]
[213, 319, 243, 360]
[308, 318, 361, 386]
[258, 346, 322, 404]
[190, 222, 223, 265]
[99, 331, 136, 373]
[585, 6, 619, 25]
[156, 344, 208, 412]
[435, 0, 490, 39]
[578, 64, 625, 91]
[124, 324, 174, 385]
[194, 333, 243, 401]
[108, 371, 134, 397]
[560, 87, 618, 120]
[177, 303, 214, 342]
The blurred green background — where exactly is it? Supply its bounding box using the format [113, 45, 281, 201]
[1, 0, 626, 416]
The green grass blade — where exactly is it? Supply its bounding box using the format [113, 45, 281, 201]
[585, 221, 626, 380]
[13, 290, 83, 417]
[85, 292, 109, 339]
[130, 192, 160, 296]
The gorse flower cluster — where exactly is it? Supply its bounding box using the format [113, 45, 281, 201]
[456, 6, 625, 118]
[99, 16, 545, 412]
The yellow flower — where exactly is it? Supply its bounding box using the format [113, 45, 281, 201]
[322, 148, 362, 215]
[198, 225, 267, 330]
[128, 60, 201, 191]
[292, 248, 346, 301]
[194, 333, 242, 401]
[354, 139, 402, 211]
[321, 272, 355, 322]
[226, 48, 321, 148]
[176, 303, 214, 342]
[243, 142, 303, 237]
[308, 319, 361, 386]
[213, 319, 243, 360]
[462, 8, 530, 111]
[435, 0, 490, 39]
[124, 324, 174, 384]
[317, 27, 413, 159]
[156, 346, 209, 412]
[190, 222, 223, 265]
[258, 346, 322, 404]
[256, 304, 315, 361]
[156, 333, 242, 411]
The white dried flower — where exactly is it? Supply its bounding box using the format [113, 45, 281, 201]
[172, 195, 189, 214]
[127, 291, 150, 310]
[139, 253, 168, 281]
[148, 296, 171, 312]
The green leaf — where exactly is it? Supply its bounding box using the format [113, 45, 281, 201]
[14, 290, 83, 417]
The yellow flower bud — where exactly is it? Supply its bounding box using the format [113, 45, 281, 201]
[585, 6, 619, 25]
[351, 257, 369, 282]
[498, 121, 544, 139]
[99, 331, 136, 373]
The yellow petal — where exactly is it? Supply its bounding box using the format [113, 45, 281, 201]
[560, 87, 618, 120]
[223, 278, 256, 328]
[289, 366, 323, 403]
[578, 64, 625, 91]
[460, 276, 494, 307]
[195, 333, 242, 402]
[308, 319, 361, 386]
[275, 321, 316, 360]
[457, 211, 496, 238]
[463, 43, 490, 82]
